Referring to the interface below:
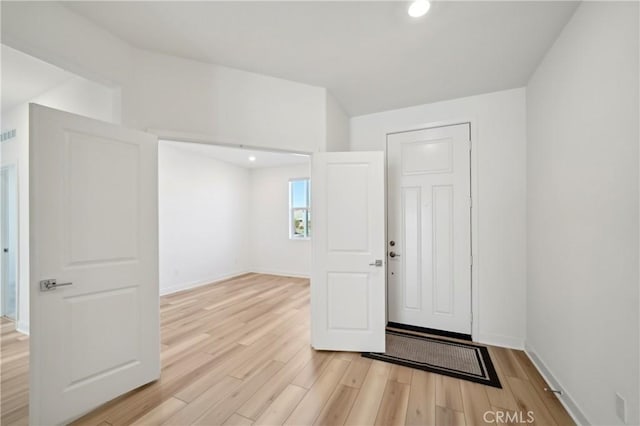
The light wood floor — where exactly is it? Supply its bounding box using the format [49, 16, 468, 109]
[1, 273, 574, 426]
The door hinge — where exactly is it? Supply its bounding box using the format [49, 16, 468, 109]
[470, 254, 473, 266]
[469, 196, 472, 208]
[468, 139, 472, 151]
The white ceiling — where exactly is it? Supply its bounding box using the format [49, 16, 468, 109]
[62, 1, 578, 116]
[1, 45, 73, 112]
[161, 140, 310, 169]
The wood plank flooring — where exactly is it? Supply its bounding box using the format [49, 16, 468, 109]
[0, 317, 29, 425]
[1, 273, 574, 425]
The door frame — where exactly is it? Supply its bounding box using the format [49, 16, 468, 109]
[148, 128, 314, 157]
[1, 163, 20, 321]
[384, 118, 479, 341]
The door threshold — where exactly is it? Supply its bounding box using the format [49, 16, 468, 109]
[387, 321, 472, 341]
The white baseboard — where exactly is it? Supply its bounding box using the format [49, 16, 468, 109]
[159, 271, 252, 296]
[16, 320, 29, 335]
[159, 269, 308, 296]
[249, 268, 310, 279]
[524, 344, 591, 425]
[476, 333, 524, 350]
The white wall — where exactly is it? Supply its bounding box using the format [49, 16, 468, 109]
[128, 50, 326, 153]
[350, 88, 527, 348]
[0, 76, 119, 334]
[1, 2, 132, 88]
[526, 2, 639, 425]
[250, 164, 311, 278]
[325, 92, 350, 152]
[2, 2, 330, 154]
[158, 141, 251, 295]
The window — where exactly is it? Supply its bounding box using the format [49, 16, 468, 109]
[289, 178, 310, 239]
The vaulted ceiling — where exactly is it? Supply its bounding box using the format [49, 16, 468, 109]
[63, 1, 578, 116]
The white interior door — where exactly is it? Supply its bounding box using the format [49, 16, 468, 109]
[387, 123, 471, 335]
[29, 104, 160, 425]
[311, 152, 386, 352]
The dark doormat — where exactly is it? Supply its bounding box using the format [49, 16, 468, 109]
[362, 329, 502, 388]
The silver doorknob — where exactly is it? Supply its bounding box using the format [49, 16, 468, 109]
[369, 259, 383, 267]
[389, 251, 400, 258]
[40, 279, 73, 291]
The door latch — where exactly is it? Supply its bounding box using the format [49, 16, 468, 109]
[40, 279, 73, 291]
[368, 259, 383, 267]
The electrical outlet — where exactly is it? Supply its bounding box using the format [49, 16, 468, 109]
[615, 393, 627, 423]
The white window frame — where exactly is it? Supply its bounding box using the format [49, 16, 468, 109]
[289, 178, 311, 240]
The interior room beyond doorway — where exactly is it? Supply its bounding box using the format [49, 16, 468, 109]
[158, 140, 313, 295]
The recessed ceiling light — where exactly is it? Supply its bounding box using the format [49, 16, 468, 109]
[408, 0, 430, 18]
[248, 156, 256, 162]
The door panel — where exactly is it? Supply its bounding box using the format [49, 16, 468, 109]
[66, 132, 140, 264]
[29, 104, 159, 425]
[387, 124, 471, 334]
[326, 163, 370, 251]
[311, 152, 385, 352]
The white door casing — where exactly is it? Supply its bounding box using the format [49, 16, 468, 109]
[29, 104, 160, 425]
[387, 123, 472, 335]
[311, 152, 386, 352]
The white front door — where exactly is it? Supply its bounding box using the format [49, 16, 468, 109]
[387, 123, 472, 335]
[311, 152, 386, 352]
[29, 104, 160, 425]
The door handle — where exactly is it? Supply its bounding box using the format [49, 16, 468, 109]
[389, 251, 401, 258]
[369, 259, 383, 267]
[40, 279, 73, 292]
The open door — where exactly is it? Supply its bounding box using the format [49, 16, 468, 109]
[29, 104, 160, 425]
[311, 152, 386, 352]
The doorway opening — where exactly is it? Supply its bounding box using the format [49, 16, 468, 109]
[1, 164, 18, 321]
[158, 139, 313, 295]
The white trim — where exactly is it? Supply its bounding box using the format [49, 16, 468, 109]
[149, 128, 313, 156]
[469, 117, 480, 343]
[384, 117, 480, 342]
[159, 271, 252, 296]
[250, 269, 310, 279]
[160, 270, 310, 297]
[525, 344, 591, 426]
